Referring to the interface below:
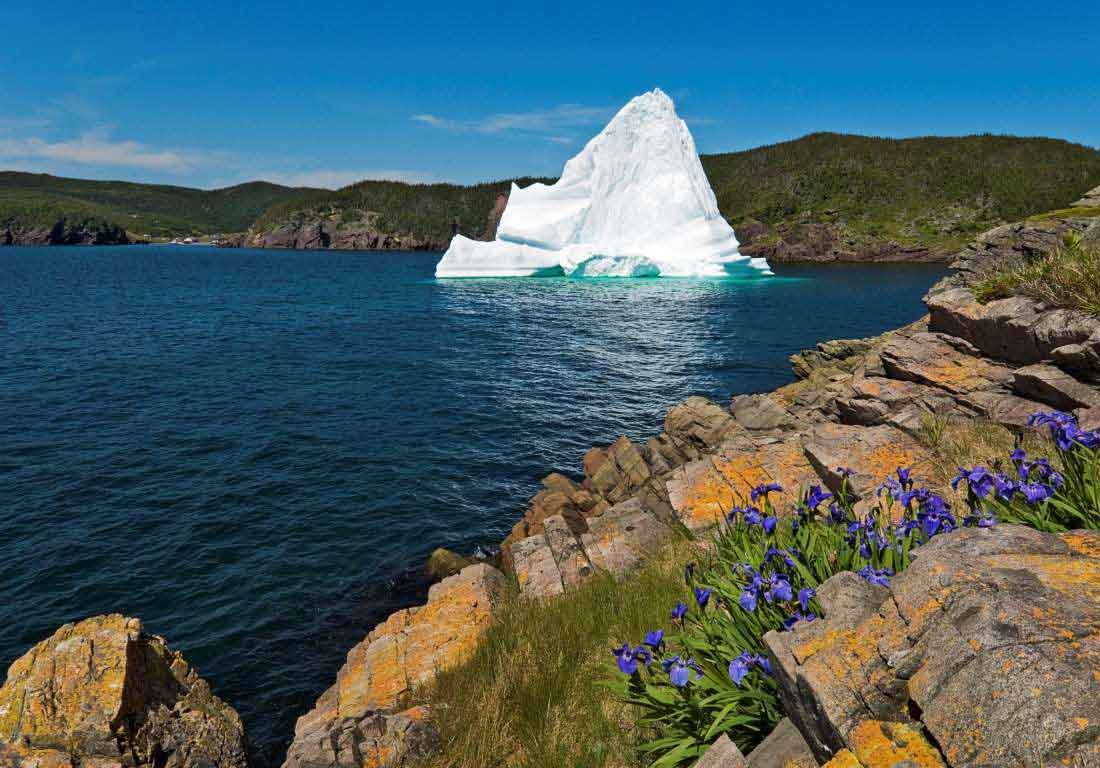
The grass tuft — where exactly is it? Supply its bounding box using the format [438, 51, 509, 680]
[972, 233, 1100, 314]
[417, 542, 695, 768]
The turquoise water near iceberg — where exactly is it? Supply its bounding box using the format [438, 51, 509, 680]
[0, 246, 945, 764]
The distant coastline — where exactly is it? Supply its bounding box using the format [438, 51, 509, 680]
[4, 132, 1100, 263]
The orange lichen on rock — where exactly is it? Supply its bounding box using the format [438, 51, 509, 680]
[986, 554, 1100, 601]
[712, 441, 818, 510]
[1060, 531, 1100, 559]
[849, 720, 947, 767]
[666, 458, 736, 532]
[332, 563, 507, 717]
[821, 749, 864, 768]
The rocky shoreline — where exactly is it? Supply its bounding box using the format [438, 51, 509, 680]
[3, 186, 1099, 768]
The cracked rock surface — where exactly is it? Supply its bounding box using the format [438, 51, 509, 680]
[0, 615, 250, 768]
[765, 525, 1100, 768]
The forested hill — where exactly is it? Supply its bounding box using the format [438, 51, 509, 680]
[701, 132, 1100, 260]
[3, 133, 1099, 257]
[0, 173, 319, 243]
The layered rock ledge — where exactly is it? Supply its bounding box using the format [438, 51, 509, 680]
[695, 524, 1100, 768]
[281, 564, 506, 768]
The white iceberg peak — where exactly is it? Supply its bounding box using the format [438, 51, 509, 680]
[435, 88, 773, 278]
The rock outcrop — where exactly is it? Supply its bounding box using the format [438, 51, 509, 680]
[282, 564, 506, 768]
[2, 220, 130, 246]
[738, 220, 946, 264]
[244, 215, 445, 252]
[0, 615, 249, 768]
[1073, 185, 1100, 208]
[765, 525, 1100, 767]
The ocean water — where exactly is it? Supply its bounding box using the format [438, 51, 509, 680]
[0, 246, 945, 764]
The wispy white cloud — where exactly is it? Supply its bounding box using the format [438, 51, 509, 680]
[412, 103, 613, 139]
[0, 131, 209, 172]
[255, 168, 438, 189]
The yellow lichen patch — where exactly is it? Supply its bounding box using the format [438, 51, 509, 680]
[667, 459, 735, 531]
[850, 720, 947, 768]
[711, 441, 817, 514]
[794, 628, 846, 663]
[1059, 531, 1100, 559]
[822, 749, 864, 768]
[861, 443, 934, 491]
[336, 565, 505, 716]
[903, 355, 1008, 395]
[985, 555, 1100, 601]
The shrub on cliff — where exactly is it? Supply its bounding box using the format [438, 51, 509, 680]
[611, 410, 1100, 766]
[973, 232, 1100, 314]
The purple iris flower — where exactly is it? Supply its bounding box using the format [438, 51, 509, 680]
[728, 651, 770, 686]
[671, 601, 688, 620]
[613, 643, 648, 675]
[1011, 448, 1027, 463]
[752, 654, 772, 675]
[743, 507, 763, 526]
[728, 654, 750, 686]
[798, 587, 815, 611]
[750, 482, 783, 502]
[765, 573, 793, 603]
[877, 477, 902, 497]
[952, 466, 996, 499]
[828, 502, 847, 524]
[765, 547, 796, 568]
[804, 485, 833, 510]
[837, 466, 855, 477]
[1030, 410, 1100, 451]
[1020, 482, 1054, 504]
[739, 588, 757, 612]
[763, 516, 778, 535]
[694, 586, 712, 608]
[858, 565, 892, 587]
[663, 656, 702, 688]
[1076, 429, 1100, 449]
[896, 466, 913, 487]
[644, 629, 664, 650]
[993, 473, 1017, 500]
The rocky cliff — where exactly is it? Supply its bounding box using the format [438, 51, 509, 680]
[0, 615, 249, 768]
[2, 219, 130, 246]
[737, 218, 946, 263]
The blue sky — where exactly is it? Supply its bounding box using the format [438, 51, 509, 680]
[2, 0, 1097, 189]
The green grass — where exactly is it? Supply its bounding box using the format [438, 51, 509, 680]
[973, 233, 1100, 314]
[1027, 206, 1100, 221]
[417, 542, 695, 768]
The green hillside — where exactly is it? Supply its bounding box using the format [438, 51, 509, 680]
[701, 132, 1100, 251]
[3, 133, 1099, 252]
[250, 176, 555, 244]
[0, 173, 318, 238]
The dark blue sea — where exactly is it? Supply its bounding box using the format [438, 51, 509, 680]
[0, 246, 945, 764]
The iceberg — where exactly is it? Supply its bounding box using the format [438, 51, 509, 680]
[435, 88, 772, 279]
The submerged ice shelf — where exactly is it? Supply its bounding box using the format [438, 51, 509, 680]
[435, 89, 772, 279]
